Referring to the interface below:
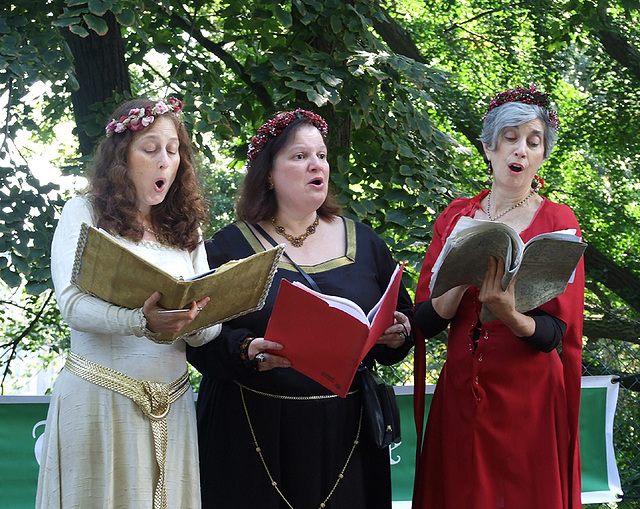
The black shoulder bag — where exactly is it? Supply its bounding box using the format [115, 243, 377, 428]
[249, 222, 402, 449]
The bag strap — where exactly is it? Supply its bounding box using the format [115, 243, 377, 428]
[249, 222, 321, 293]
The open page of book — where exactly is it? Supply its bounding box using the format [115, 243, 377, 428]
[429, 218, 518, 298]
[365, 262, 405, 350]
[290, 282, 369, 325]
[513, 232, 586, 311]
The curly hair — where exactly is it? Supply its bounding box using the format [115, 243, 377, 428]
[87, 98, 208, 251]
[236, 117, 342, 222]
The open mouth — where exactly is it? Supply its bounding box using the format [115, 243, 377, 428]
[154, 178, 167, 192]
[309, 177, 324, 186]
[508, 163, 524, 173]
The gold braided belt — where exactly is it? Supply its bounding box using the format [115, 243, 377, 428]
[64, 351, 190, 509]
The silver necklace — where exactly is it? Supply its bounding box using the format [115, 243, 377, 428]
[486, 189, 536, 221]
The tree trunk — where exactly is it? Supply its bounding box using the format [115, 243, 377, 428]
[62, 11, 130, 156]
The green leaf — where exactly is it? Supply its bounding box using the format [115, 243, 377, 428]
[25, 281, 50, 296]
[307, 88, 327, 107]
[274, 5, 292, 28]
[115, 9, 136, 27]
[69, 24, 90, 37]
[88, 0, 112, 17]
[0, 267, 22, 288]
[83, 14, 109, 35]
[286, 80, 313, 92]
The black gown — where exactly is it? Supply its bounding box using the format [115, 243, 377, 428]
[187, 218, 414, 509]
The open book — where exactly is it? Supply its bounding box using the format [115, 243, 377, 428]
[71, 223, 284, 342]
[264, 263, 405, 397]
[430, 217, 587, 321]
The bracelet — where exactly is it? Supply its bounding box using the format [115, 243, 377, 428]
[240, 336, 259, 371]
[138, 308, 161, 341]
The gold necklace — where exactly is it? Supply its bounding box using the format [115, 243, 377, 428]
[486, 189, 537, 221]
[271, 214, 319, 247]
[239, 386, 362, 509]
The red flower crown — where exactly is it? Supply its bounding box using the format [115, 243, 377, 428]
[105, 97, 183, 137]
[247, 108, 329, 163]
[485, 85, 559, 131]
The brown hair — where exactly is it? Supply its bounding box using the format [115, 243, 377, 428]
[235, 117, 342, 222]
[88, 98, 207, 251]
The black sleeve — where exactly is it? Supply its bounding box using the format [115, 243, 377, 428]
[414, 299, 451, 339]
[518, 312, 567, 353]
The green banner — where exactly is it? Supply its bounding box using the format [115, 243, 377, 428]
[0, 377, 623, 507]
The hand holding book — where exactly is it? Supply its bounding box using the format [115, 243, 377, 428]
[263, 263, 405, 397]
[71, 223, 284, 342]
[430, 217, 587, 321]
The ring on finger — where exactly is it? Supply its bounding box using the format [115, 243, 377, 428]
[255, 352, 267, 363]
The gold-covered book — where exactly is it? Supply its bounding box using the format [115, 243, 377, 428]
[71, 223, 284, 342]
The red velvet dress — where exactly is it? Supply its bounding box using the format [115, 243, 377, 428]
[413, 190, 584, 509]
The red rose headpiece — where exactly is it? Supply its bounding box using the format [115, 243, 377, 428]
[485, 85, 559, 131]
[247, 108, 329, 163]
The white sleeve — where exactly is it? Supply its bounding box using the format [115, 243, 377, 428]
[51, 197, 144, 337]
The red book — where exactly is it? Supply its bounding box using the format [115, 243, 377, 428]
[264, 263, 405, 397]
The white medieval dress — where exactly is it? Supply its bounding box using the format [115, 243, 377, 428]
[35, 196, 221, 509]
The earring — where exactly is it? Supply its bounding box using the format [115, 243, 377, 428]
[267, 179, 274, 190]
[484, 161, 493, 186]
[532, 174, 545, 191]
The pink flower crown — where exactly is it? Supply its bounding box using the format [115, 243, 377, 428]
[247, 108, 329, 163]
[105, 97, 184, 137]
[485, 85, 560, 131]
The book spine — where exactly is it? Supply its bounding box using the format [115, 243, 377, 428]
[70, 222, 91, 287]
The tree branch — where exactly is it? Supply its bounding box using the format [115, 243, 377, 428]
[1, 290, 55, 393]
[169, 13, 275, 111]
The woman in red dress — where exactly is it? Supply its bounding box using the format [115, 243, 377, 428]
[413, 85, 585, 509]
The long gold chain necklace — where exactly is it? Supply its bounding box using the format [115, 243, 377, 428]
[271, 214, 319, 247]
[486, 189, 537, 221]
[239, 386, 362, 509]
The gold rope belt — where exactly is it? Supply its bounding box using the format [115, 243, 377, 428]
[64, 351, 190, 509]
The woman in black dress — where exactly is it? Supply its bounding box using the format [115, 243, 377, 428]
[187, 109, 413, 508]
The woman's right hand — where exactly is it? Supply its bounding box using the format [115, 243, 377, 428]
[432, 284, 469, 320]
[248, 338, 292, 371]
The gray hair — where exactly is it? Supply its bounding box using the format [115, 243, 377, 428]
[480, 102, 558, 159]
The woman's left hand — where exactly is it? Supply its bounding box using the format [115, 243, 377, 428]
[376, 311, 411, 348]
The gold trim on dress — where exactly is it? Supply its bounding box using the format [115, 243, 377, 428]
[237, 217, 357, 273]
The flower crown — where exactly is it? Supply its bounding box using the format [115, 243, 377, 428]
[485, 85, 560, 131]
[247, 108, 329, 163]
[105, 97, 184, 137]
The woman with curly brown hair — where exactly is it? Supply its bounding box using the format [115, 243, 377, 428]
[36, 97, 220, 509]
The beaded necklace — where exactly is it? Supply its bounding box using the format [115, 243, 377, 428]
[486, 189, 537, 221]
[271, 214, 319, 247]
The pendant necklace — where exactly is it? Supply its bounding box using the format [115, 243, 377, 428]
[486, 189, 536, 222]
[271, 214, 319, 247]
